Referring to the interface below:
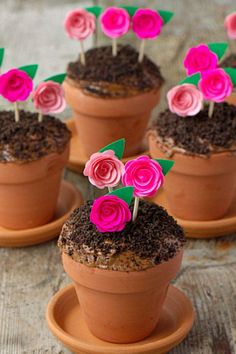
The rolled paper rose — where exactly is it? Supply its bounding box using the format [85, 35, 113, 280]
[224, 12, 236, 39]
[90, 195, 131, 233]
[32, 81, 66, 114]
[122, 156, 164, 197]
[64, 8, 96, 40]
[199, 68, 233, 102]
[167, 84, 203, 117]
[0, 68, 33, 102]
[84, 150, 125, 189]
[183, 44, 218, 76]
[132, 8, 163, 39]
[100, 7, 130, 38]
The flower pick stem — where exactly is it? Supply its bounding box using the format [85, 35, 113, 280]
[79, 40, 86, 65]
[138, 40, 146, 63]
[112, 38, 117, 57]
[132, 197, 140, 222]
[108, 186, 113, 193]
[208, 101, 215, 118]
[38, 112, 43, 123]
[14, 102, 20, 122]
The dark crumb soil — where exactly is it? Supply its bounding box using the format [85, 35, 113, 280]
[0, 110, 71, 163]
[151, 102, 236, 156]
[67, 44, 164, 98]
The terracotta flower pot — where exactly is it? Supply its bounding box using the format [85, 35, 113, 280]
[226, 91, 236, 106]
[0, 146, 69, 230]
[149, 133, 236, 221]
[62, 250, 183, 344]
[63, 78, 161, 158]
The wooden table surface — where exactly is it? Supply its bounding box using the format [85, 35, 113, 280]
[0, 0, 236, 353]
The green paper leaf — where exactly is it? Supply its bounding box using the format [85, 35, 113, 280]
[207, 42, 228, 61]
[155, 159, 174, 176]
[99, 139, 125, 160]
[223, 67, 236, 85]
[179, 73, 201, 86]
[44, 73, 66, 84]
[0, 48, 5, 67]
[109, 187, 134, 206]
[120, 6, 139, 17]
[18, 64, 38, 79]
[158, 10, 174, 25]
[86, 6, 103, 18]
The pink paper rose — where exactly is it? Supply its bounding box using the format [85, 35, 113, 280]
[90, 195, 131, 233]
[122, 156, 164, 197]
[167, 84, 203, 117]
[84, 150, 124, 189]
[0, 69, 33, 102]
[225, 12, 236, 39]
[132, 8, 163, 39]
[64, 8, 96, 40]
[183, 44, 218, 75]
[100, 7, 130, 38]
[199, 68, 233, 102]
[32, 81, 66, 114]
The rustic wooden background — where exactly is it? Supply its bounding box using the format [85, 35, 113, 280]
[0, 0, 236, 353]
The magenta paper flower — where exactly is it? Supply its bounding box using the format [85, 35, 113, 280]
[122, 156, 164, 197]
[183, 44, 218, 76]
[225, 12, 236, 39]
[167, 84, 203, 117]
[199, 69, 233, 102]
[132, 8, 163, 39]
[84, 150, 125, 189]
[90, 195, 131, 233]
[32, 81, 66, 114]
[64, 8, 96, 40]
[100, 7, 130, 38]
[0, 69, 33, 102]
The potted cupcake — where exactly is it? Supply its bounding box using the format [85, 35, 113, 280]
[63, 6, 174, 157]
[58, 139, 186, 343]
[149, 43, 236, 221]
[0, 57, 71, 230]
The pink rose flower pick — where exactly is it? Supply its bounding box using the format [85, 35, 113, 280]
[167, 84, 203, 117]
[122, 156, 164, 197]
[0, 69, 33, 102]
[183, 44, 218, 76]
[64, 8, 96, 40]
[84, 150, 125, 189]
[90, 195, 131, 233]
[225, 12, 236, 39]
[199, 68, 233, 102]
[100, 7, 130, 38]
[32, 81, 66, 114]
[132, 8, 164, 39]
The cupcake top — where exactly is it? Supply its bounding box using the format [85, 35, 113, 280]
[66, 45, 164, 98]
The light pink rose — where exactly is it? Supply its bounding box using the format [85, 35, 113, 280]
[84, 150, 124, 189]
[198, 69, 233, 102]
[0, 69, 33, 103]
[90, 195, 131, 233]
[100, 7, 130, 39]
[64, 8, 96, 40]
[122, 156, 164, 197]
[183, 44, 218, 76]
[167, 84, 203, 117]
[132, 8, 163, 39]
[32, 81, 66, 114]
[225, 12, 236, 39]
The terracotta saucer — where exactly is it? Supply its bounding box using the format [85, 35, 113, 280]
[151, 189, 236, 238]
[46, 283, 194, 354]
[0, 181, 83, 248]
[65, 118, 149, 174]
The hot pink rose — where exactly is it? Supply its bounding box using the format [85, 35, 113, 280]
[122, 156, 164, 197]
[225, 12, 236, 39]
[167, 84, 203, 117]
[198, 69, 233, 102]
[183, 44, 218, 75]
[0, 69, 33, 102]
[132, 9, 163, 39]
[84, 150, 124, 189]
[100, 7, 130, 39]
[90, 195, 131, 233]
[32, 81, 66, 114]
[64, 9, 96, 40]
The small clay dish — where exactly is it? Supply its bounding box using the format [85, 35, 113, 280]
[0, 181, 83, 247]
[46, 283, 194, 354]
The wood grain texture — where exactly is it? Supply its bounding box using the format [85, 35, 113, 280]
[0, 0, 236, 353]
